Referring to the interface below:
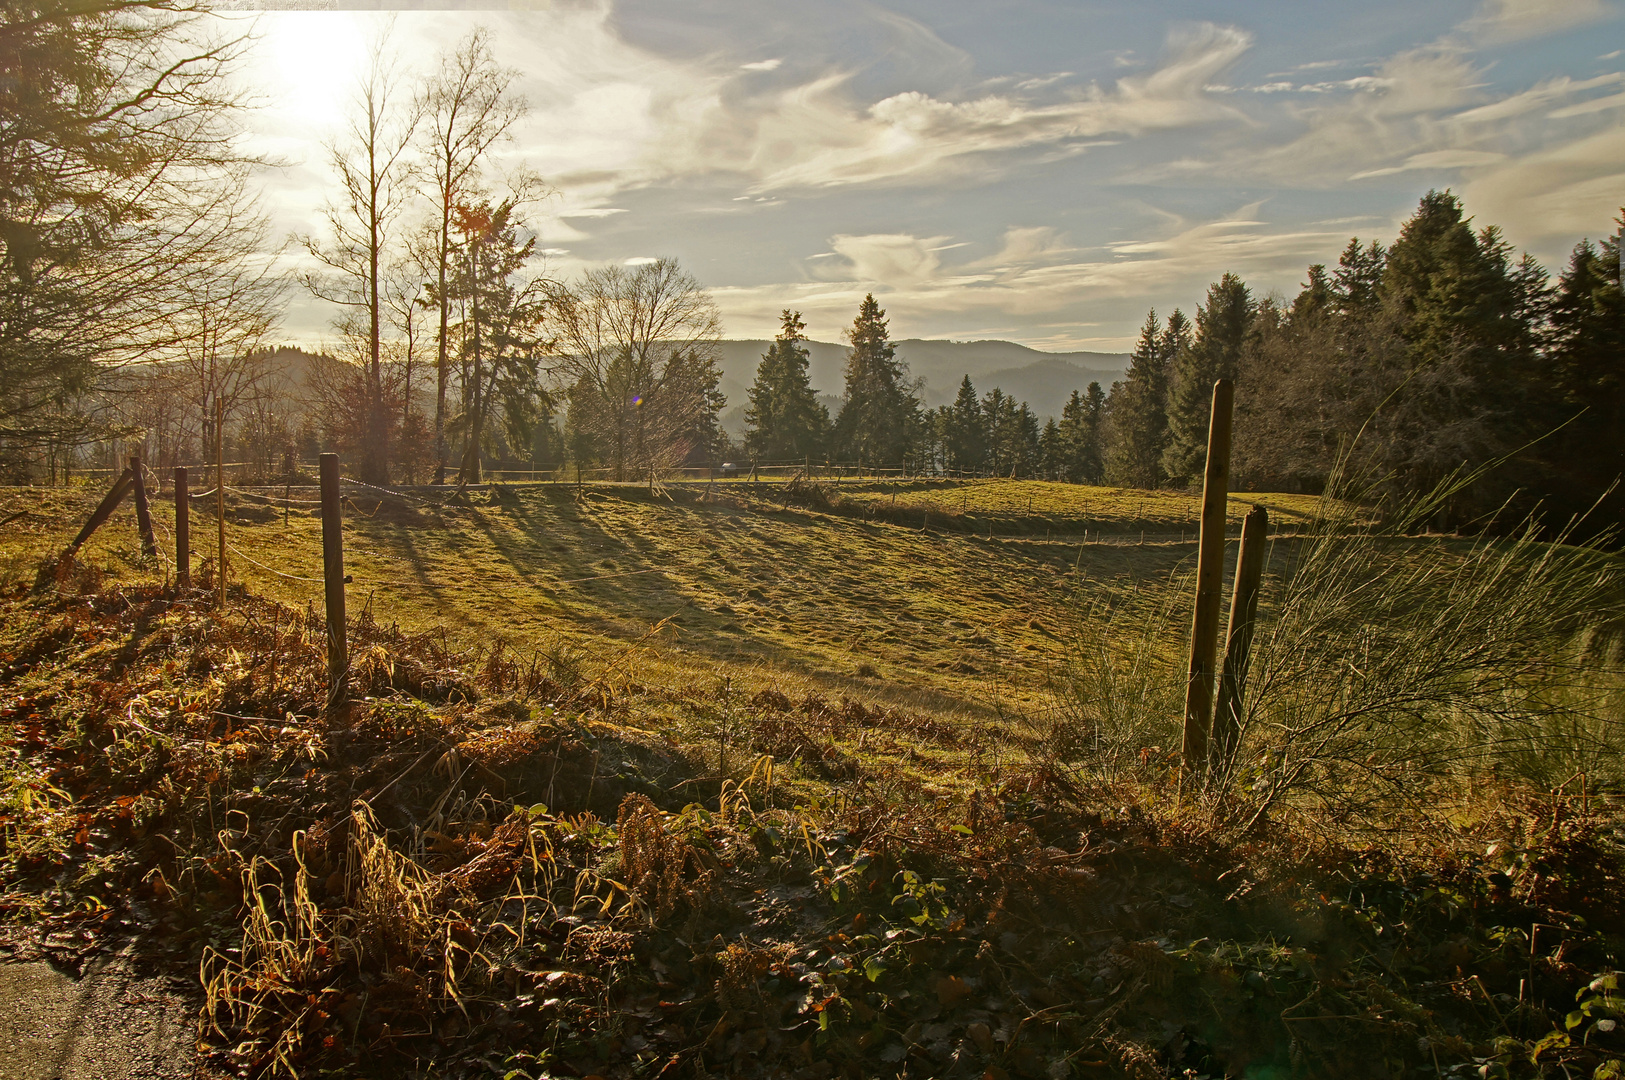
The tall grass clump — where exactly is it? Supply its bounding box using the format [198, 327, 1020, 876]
[1050, 467, 1625, 837]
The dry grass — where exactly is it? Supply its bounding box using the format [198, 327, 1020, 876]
[0, 480, 1234, 724]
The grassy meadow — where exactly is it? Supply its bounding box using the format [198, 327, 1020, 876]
[3, 477, 1624, 1080]
[0, 477, 1264, 723]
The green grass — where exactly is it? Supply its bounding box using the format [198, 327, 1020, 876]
[807, 477, 1328, 534]
[0, 479, 1268, 719]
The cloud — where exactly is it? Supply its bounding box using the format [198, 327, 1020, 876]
[826, 233, 954, 286]
[736, 23, 1251, 191]
[1460, 0, 1612, 44]
[1549, 89, 1625, 117]
[712, 208, 1345, 348]
[740, 58, 782, 72]
[1350, 148, 1507, 179]
[1464, 124, 1625, 248]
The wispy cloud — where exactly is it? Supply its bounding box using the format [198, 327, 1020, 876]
[713, 209, 1346, 348]
[1460, 0, 1612, 44]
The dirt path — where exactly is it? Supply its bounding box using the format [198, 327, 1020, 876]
[0, 941, 199, 1080]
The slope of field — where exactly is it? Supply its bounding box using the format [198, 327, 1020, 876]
[3, 479, 1623, 1080]
[0, 479, 1252, 720]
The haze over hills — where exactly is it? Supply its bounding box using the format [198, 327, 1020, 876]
[715, 339, 1128, 436]
[253, 340, 1129, 440]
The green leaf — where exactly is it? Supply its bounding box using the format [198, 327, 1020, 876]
[1568, 1010, 1587, 1030]
[949, 824, 973, 835]
[863, 957, 887, 982]
[1531, 1030, 1571, 1061]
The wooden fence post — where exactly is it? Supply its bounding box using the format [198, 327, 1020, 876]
[130, 456, 157, 557]
[215, 398, 226, 609]
[320, 453, 348, 710]
[174, 467, 190, 590]
[1211, 504, 1268, 776]
[1180, 379, 1235, 778]
[64, 468, 134, 556]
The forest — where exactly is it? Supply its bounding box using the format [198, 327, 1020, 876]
[2, 3, 1625, 1080]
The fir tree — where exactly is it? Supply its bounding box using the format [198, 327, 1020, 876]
[1059, 382, 1106, 483]
[832, 294, 918, 466]
[1372, 190, 1542, 501]
[982, 387, 1012, 475]
[1039, 417, 1064, 480]
[942, 375, 985, 474]
[1532, 219, 1623, 524]
[1015, 402, 1042, 478]
[744, 309, 829, 462]
[1104, 309, 1171, 488]
[1332, 239, 1386, 316]
[1163, 275, 1254, 485]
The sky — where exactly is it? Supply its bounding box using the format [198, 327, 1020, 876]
[225, 0, 1625, 353]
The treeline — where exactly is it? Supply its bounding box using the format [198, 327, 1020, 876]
[744, 191, 1625, 533]
[1106, 191, 1624, 528]
[4, 3, 1620, 523]
[741, 302, 1106, 481]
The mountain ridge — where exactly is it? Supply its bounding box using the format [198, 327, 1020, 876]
[714, 338, 1128, 435]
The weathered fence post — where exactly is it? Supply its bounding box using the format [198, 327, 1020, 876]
[215, 398, 226, 610]
[1180, 378, 1235, 778]
[1210, 504, 1268, 776]
[174, 467, 190, 590]
[66, 468, 134, 554]
[320, 453, 348, 710]
[130, 456, 157, 557]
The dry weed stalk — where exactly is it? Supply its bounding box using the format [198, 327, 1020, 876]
[201, 841, 344, 1078]
[1048, 466, 1625, 842]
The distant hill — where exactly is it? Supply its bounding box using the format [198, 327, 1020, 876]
[714, 338, 1128, 436]
[257, 341, 1129, 439]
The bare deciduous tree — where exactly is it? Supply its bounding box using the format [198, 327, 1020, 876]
[418, 27, 525, 483]
[298, 22, 419, 484]
[552, 259, 724, 482]
[0, 0, 264, 472]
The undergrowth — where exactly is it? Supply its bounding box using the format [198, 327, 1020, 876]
[0, 574, 1622, 1078]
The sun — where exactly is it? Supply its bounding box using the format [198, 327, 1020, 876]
[236, 11, 390, 146]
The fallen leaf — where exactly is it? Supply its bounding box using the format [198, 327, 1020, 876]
[936, 975, 972, 1007]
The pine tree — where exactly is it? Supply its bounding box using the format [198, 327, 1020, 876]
[1371, 190, 1541, 502]
[942, 375, 985, 474]
[1332, 239, 1386, 316]
[981, 387, 1018, 476]
[1015, 402, 1041, 478]
[1039, 418, 1064, 480]
[833, 295, 919, 466]
[1103, 309, 1171, 488]
[1058, 383, 1106, 483]
[744, 310, 829, 462]
[1535, 218, 1624, 524]
[1163, 275, 1254, 485]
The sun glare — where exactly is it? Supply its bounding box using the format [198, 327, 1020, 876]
[246, 12, 384, 144]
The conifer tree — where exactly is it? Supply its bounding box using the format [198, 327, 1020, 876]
[982, 387, 1015, 475]
[1526, 218, 1622, 524]
[1039, 417, 1064, 479]
[744, 309, 828, 462]
[942, 375, 985, 474]
[832, 294, 918, 466]
[1163, 275, 1254, 484]
[1015, 402, 1042, 478]
[1103, 310, 1171, 488]
[1332, 239, 1386, 316]
[1059, 382, 1106, 483]
[1370, 190, 1542, 502]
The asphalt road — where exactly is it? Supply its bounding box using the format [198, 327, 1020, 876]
[0, 942, 197, 1080]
